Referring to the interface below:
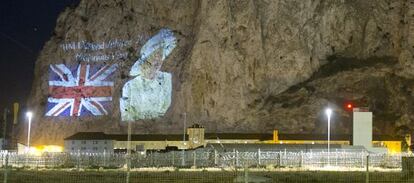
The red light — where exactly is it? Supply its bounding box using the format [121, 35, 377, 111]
[347, 104, 352, 109]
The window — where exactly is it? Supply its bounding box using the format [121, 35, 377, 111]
[81, 147, 86, 150]
[72, 141, 75, 144]
[93, 141, 98, 144]
[81, 141, 86, 144]
[71, 147, 74, 151]
[93, 147, 98, 151]
[104, 141, 107, 144]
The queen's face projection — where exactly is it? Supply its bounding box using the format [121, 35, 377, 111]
[120, 28, 177, 121]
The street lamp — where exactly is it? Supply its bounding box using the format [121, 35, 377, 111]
[325, 108, 332, 165]
[26, 112, 33, 153]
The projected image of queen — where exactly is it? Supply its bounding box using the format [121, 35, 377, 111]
[120, 28, 177, 121]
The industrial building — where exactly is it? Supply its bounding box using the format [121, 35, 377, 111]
[64, 124, 409, 154]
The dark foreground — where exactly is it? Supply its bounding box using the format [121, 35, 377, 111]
[1, 170, 413, 183]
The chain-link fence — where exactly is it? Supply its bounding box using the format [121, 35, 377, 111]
[0, 150, 413, 182]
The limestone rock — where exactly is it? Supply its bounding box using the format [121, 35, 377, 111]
[20, 0, 414, 145]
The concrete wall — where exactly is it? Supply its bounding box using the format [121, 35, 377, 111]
[353, 112, 373, 149]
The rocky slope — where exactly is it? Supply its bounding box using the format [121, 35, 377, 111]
[20, 0, 414, 145]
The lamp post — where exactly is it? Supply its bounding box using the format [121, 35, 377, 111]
[325, 108, 332, 165]
[26, 112, 33, 153]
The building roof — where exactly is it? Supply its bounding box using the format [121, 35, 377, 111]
[109, 134, 187, 141]
[64, 132, 187, 141]
[65, 132, 112, 140]
[279, 134, 404, 141]
[278, 134, 351, 141]
[372, 135, 405, 141]
[205, 133, 273, 141]
[205, 133, 405, 142]
[205, 143, 367, 153]
[189, 124, 204, 128]
[65, 132, 405, 142]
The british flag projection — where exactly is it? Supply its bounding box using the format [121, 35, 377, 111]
[46, 63, 117, 117]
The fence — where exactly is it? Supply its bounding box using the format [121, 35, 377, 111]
[0, 150, 413, 182]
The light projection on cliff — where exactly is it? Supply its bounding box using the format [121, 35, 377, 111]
[120, 28, 177, 121]
[46, 64, 117, 117]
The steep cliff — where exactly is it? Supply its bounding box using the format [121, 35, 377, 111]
[21, 0, 414, 145]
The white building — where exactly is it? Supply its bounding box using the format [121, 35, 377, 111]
[64, 132, 114, 153]
[353, 109, 372, 148]
[64, 124, 205, 153]
[352, 107, 387, 153]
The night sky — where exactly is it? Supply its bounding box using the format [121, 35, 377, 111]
[0, 0, 79, 112]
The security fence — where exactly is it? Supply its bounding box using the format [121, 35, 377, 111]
[1, 150, 404, 169]
[0, 150, 413, 182]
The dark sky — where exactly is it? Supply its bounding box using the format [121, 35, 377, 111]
[0, 0, 79, 111]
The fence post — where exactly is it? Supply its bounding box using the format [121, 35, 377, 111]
[44, 153, 47, 168]
[0, 153, 2, 167]
[36, 154, 39, 169]
[300, 151, 303, 168]
[76, 150, 80, 171]
[193, 151, 196, 168]
[244, 163, 249, 183]
[361, 152, 364, 168]
[150, 151, 154, 167]
[236, 150, 239, 167]
[103, 150, 106, 167]
[172, 151, 175, 166]
[366, 154, 369, 183]
[214, 150, 218, 166]
[181, 149, 185, 167]
[278, 152, 281, 167]
[258, 148, 261, 166]
[233, 149, 236, 167]
[3, 151, 8, 183]
[335, 149, 338, 166]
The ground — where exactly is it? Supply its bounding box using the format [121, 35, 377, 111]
[1, 169, 414, 183]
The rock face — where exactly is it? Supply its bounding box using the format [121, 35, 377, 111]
[21, 0, 414, 145]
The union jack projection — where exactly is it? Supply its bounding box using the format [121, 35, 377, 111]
[46, 63, 117, 117]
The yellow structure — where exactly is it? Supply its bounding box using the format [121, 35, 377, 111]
[372, 141, 401, 154]
[272, 130, 350, 145]
[271, 130, 408, 153]
[273, 130, 278, 142]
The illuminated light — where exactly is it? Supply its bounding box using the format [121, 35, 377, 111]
[46, 64, 117, 117]
[120, 28, 177, 121]
[41, 145, 63, 153]
[326, 108, 332, 116]
[26, 112, 33, 118]
[27, 145, 63, 156]
[344, 102, 354, 111]
[26, 146, 41, 156]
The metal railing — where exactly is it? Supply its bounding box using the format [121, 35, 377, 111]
[0, 150, 412, 182]
[0, 150, 406, 169]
